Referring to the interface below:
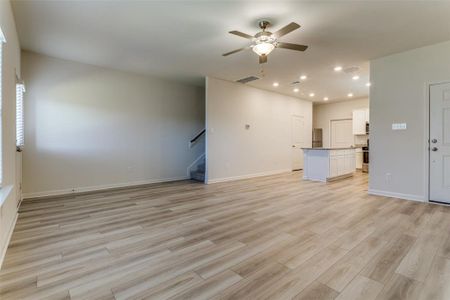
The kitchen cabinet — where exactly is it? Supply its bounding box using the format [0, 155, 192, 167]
[352, 108, 369, 135]
[303, 148, 356, 182]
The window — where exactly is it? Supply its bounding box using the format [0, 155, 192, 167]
[16, 81, 25, 151]
[0, 29, 5, 185]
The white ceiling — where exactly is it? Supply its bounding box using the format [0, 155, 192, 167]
[11, 1, 450, 102]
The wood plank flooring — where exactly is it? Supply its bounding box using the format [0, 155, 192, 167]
[1, 171, 450, 299]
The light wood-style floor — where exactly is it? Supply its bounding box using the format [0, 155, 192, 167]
[1, 171, 450, 300]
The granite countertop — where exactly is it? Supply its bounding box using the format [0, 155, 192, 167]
[302, 147, 357, 150]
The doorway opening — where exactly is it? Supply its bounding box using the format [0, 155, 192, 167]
[291, 115, 306, 171]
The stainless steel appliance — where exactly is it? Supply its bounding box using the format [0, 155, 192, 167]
[362, 138, 369, 173]
[312, 128, 323, 148]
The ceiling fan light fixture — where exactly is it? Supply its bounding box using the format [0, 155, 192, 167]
[252, 42, 275, 56]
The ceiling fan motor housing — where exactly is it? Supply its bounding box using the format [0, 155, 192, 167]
[258, 20, 271, 30]
[254, 31, 274, 39]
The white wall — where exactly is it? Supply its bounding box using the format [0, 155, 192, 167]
[370, 40, 450, 202]
[22, 51, 205, 197]
[0, 0, 22, 267]
[206, 77, 312, 183]
[313, 98, 369, 147]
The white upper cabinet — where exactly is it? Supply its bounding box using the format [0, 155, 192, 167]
[352, 108, 369, 135]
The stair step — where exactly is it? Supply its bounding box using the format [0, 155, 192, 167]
[190, 171, 205, 182]
[197, 163, 205, 172]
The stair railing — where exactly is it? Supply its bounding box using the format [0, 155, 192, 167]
[189, 128, 206, 148]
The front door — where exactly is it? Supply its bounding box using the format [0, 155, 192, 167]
[292, 115, 305, 170]
[430, 82, 450, 203]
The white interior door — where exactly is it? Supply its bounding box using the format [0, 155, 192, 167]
[330, 119, 354, 148]
[292, 115, 305, 170]
[430, 82, 450, 203]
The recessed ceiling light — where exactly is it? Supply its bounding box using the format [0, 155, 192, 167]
[323, 97, 329, 101]
[309, 93, 315, 97]
[300, 75, 307, 80]
[293, 88, 299, 92]
[334, 66, 343, 72]
[352, 75, 360, 80]
[347, 93, 353, 98]
[273, 82, 279, 87]
[366, 82, 371, 87]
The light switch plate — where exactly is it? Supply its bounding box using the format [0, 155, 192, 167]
[392, 123, 407, 130]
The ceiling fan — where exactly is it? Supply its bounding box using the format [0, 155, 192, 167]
[223, 20, 308, 64]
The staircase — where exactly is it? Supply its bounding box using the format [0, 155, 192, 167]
[190, 157, 205, 182]
[188, 129, 206, 183]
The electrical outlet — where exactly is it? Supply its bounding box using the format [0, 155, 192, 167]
[385, 173, 391, 185]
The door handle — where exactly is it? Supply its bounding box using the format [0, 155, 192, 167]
[431, 139, 438, 143]
[431, 147, 438, 152]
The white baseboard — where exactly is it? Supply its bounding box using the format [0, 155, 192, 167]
[0, 211, 18, 270]
[207, 169, 292, 184]
[368, 189, 427, 203]
[22, 176, 189, 200]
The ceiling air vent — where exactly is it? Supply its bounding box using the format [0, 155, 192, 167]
[291, 80, 300, 85]
[343, 66, 360, 74]
[236, 76, 260, 84]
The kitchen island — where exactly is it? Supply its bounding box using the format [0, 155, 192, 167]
[302, 148, 356, 182]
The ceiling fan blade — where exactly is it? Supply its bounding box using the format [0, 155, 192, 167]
[222, 47, 248, 56]
[272, 22, 300, 38]
[259, 54, 267, 64]
[229, 30, 254, 39]
[276, 42, 308, 51]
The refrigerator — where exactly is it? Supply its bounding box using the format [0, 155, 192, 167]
[312, 128, 323, 148]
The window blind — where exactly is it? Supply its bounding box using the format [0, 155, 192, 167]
[16, 82, 25, 150]
[0, 35, 4, 185]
